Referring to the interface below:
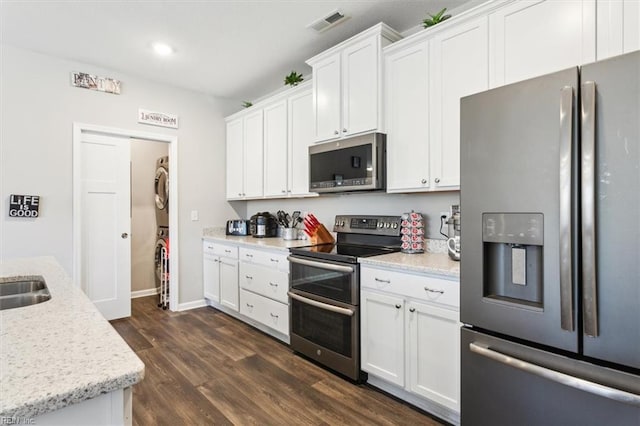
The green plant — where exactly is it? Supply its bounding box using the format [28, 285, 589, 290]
[423, 7, 451, 28]
[284, 71, 304, 86]
[242, 101, 253, 108]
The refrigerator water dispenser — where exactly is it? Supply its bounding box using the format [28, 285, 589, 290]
[482, 213, 544, 308]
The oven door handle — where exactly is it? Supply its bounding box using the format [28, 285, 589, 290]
[287, 256, 355, 273]
[288, 291, 355, 316]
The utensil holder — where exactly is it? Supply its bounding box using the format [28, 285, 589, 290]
[282, 228, 296, 240]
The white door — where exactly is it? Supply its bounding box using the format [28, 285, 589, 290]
[263, 100, 288, 197]
[288, 88, 314, 196]
[342, 36, 378, 136]
[219, 258, 239, 311]
[361, 290, 405, 386]
[226, 118, 244, 199]
[243, 110, 264, 198]
[78, 132, 131, 320]
[312, 53, 342, 142]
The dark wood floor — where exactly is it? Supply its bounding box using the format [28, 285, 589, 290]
[111, 296, 444, 426]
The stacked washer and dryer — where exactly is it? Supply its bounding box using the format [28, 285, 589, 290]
[154, 156, 170, 309]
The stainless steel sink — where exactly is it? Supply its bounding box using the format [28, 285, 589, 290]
[0, 276, 51, 310]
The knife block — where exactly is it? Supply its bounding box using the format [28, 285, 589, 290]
[309, 224, 335, 245]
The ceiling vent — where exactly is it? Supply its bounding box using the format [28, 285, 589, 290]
[307, 10, 349, 33]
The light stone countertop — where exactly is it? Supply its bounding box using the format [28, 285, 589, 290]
[359, 251, 460, 278]
[203, 227, 314, 251]
[0, 257, 144, 418]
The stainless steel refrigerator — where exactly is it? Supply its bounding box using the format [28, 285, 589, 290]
[460, 50, 640, 425]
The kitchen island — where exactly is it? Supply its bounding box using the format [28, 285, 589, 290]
[0, 257, 144, 425]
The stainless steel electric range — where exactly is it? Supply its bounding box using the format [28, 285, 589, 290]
[287, 215, 402, 381]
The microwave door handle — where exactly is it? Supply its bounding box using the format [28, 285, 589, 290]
[287, 292, 355, 316]
[287, 256, 354, 274]
[581, 81, 599, 337]
[559, 85, 574, 332]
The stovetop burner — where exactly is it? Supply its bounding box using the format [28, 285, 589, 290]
[289, 215, 403, 264]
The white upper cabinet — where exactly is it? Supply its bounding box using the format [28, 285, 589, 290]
[385, 41, 431, 192]
[288, 87, 315, 196]
[225, 82, 317, 200]
[596, 0, 640, 60]
[489, 0, 596, 87]
[225, 110, 263, 200]
[307, 23, 402, 143]
[384, 14, 488, 193]
[263, 100, 288, 197]
[429, 16, 489, 190]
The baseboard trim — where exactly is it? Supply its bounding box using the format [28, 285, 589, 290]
[131, 288, 158, 299]
[177, 299, 207, 311]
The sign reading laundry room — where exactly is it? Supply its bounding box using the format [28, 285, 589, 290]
[8, 194, 40, 218]
[138, 109, 179, 129]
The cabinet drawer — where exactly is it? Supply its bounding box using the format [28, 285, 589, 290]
[361, 266, 459, 309]
[203, 241, 238, 258]
[239, 262, 289, 303]
[239, 247, 289, 272]
[240, 289, 290, 336]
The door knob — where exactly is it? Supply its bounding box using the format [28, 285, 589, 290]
[421, 179, 427, 184]
[121, 233, 128, 239]
[435, 178, 441, 183]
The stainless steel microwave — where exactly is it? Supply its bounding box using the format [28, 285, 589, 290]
[309, 133, 386, 193]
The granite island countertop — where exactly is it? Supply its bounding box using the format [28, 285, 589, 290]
[203, 227, 314, 251]
[0, 257, 144, 418]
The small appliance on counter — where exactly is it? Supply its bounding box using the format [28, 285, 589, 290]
[226, 219, 250, 236]
[446, 205, 460, 261]
[249, 212, 278, 238]
[400, 211, 425, 253]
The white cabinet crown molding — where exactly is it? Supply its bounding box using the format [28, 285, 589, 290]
[225, 80, 312, 122]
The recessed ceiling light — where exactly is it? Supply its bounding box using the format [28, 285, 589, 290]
[152, 42, 174, 56]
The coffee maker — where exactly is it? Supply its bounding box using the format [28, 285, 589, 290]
[445, 205, 461, 261]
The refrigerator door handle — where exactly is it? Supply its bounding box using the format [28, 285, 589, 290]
[581, 81, 599, 337]
[469, 343, 640, 407]
[559, 85, 574, 331]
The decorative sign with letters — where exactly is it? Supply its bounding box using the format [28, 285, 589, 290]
[71, 72, 121, 94]
[138, 109, 179, 129]
[9, 195, 40, 218]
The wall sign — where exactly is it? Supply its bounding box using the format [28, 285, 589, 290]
[71, 72, 121, 94]
[138, 109, 179, 129]
[9, 195, 40, 218]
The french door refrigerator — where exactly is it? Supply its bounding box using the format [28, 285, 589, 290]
[460, 50, 640, 425]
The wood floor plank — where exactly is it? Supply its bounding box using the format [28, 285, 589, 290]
[113, 296, 445, 426]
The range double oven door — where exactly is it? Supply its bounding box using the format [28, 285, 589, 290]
[287, 255, 361, 381]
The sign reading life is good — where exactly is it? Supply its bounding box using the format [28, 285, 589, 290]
[9, 195, 40, 218]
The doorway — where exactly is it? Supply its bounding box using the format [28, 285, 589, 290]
[73, 123, 178, 320]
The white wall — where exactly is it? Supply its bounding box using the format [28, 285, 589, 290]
[0, 44, 238, 304]
[246, 191, 460, 240]
[131, 140, 168, 293]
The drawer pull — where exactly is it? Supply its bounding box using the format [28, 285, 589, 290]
[269, 282, 278, 287]
[245, 275, 253, 280]
[246, 303, 254, 308]
[270, 313, 279, 318]
[424, 287, 444, 294]
[245, 254, 253, 258]
[395, 304, 402, 309]
[224, 249, 232, 253]
[375, 277, 391, 284]
[270, 258, 279, 263]
[207, 245, 213, 249]
[409, 308, 416, 313]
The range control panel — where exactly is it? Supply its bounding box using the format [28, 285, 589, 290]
[333, 215, 401, 236]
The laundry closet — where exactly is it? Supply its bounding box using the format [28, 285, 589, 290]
[130, 139, 169, 305]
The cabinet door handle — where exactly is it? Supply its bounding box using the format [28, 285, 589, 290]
[245, 275, 253, 280]
[269, 282, 278, 287]
[270, 313, 279, 318]
[270, 258, 279, 263]
[409, 307, 416, 313]
[282, 190, 286, 193]
[245, 254, 253, 258]
[435, 178, 440, 184]
[375, 277, 391, 284]
[246, 303, 254, 308]
[213, 259, 219, 263]
[424, 287, 444, 294]
[224, 249, 232, 253]
[334, 130, 339, 135]
[395, 304, 402, 309]
[421, 179, 427, 184]
[342, 128, 347, 133]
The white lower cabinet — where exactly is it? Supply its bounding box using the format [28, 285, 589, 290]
[203, 241, 239, 310]
[361, 265, 460, 421]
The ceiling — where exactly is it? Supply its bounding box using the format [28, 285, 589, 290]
[0, 0, 474, 102]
